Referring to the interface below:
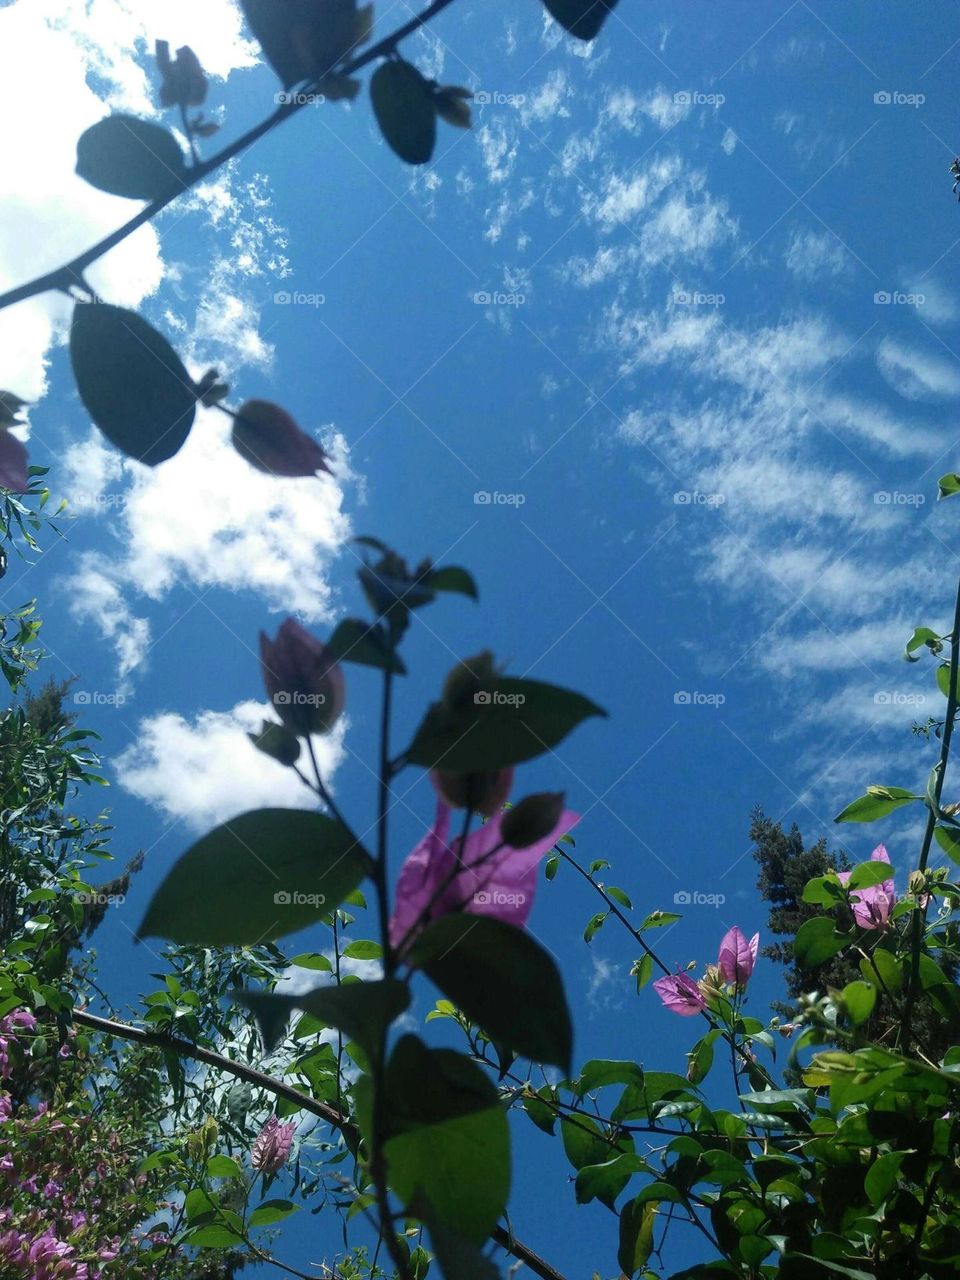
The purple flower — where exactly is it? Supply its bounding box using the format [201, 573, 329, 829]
[251, 1115, 296, 1174]
[389, 797, 578, 950]
[717, 926, 759, 987]
[233, 400, 332, 478]
[652, 971, 707, 1016]
[838, 844, 895, 930]
[260, 618, 345, 737]
[0, 431, 27, 492]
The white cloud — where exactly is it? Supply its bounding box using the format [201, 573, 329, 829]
[876, 337, 960, 403]
[115, 699, 346, 830]
[784, 227, 850, 281]
[0, 0, 257, 412]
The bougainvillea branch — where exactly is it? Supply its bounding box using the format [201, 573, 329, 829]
[0, 0, 459, 314]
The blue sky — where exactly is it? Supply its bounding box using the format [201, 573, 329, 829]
[3, 0, 960, 1274]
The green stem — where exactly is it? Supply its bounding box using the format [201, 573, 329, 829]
[903, 572, 960, 1049]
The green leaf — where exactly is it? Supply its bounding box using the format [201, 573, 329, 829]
[632, 954, 654, 990]
[240, 0, 371, 87]
[522, 1090, 556, 1135]
[793, 917, 845, 967]
[560, 1114, 610, 1170]
[840, 980, 876, 1026]
[289, 952, 333, 972]
[576, 1152, 644, 1208]
[326, 618, 407, 674]
[405, 676, 606, 772]
[618, 1196, 657, 1276]
[235, 979, 409, 1059]
[408, 915, 572, 1071]
[76, 115, 188, 200]
[863, 1150, 908, 1206]
[427, 565, 478, 600]
[638, 910, 680, 930]
[542, 0, 619, 41]
[607, 885, 632, 909]
[381, 1037, 509, 1244]
[249, 1199, 300, 1227]
[371, 59, 436, 165]
[205, 1155, 242, 1179]
[426, 1218, 501, 1280]
[939, 472, 960, 500]
[935, 824, 960, 866]
[575, 1059, 645, 1096]
[859, 947, 903, 993]
[186, 1224, 246, 1248]
[834, 785, 919, 823]
[937, 662, 960, 700]
[904, 626, 940, 661]
[70, 303, 196, 465]
[847, 860, 895, 890]
[802, 874, 845, 905]
[139, 808, 367, 945]
[342, 939, 383, 961]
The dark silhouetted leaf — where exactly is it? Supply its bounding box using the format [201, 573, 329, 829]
[76, 115, 188, 200]
[70, 303, 196, 465]
[139, 808, 367, 945]
[371, 59, 436, 164]
[409, 915, 572, 1071]
[542, 0, 619, 41]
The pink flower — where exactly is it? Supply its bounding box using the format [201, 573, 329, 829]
[717, 926, 759, 987]
[0, 431, 27, 492]
[653, 971, 707, 1016]
[251, 1115, 296, 1174]
[838, 844, 895, 930]
[233, 400, 332, 478]
[1, 1009, 36, 1033]
[389, 798, 578, 950]
[259, 618, 345, 737]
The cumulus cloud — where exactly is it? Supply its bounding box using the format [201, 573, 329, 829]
[115, 699, 346, 830]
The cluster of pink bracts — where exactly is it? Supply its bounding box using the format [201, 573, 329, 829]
[652, 845, 896, 1017]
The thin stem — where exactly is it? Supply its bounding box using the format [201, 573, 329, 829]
[904, 572, 960, 1048]
[558, 848, 777, 1089]
[0, 0, 460, 314]
[73, 1008, 566, 1280]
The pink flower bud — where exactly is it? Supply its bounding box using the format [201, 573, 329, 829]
[717, 926, 759, 987]
[251, 1115, 295, 1173]
[233, 400, 332, 478]
[429, 767, 513, 817]
[0, 431, 28, 492]
[260, 618, 345, 737]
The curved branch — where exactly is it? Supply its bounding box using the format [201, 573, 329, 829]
[0, 0, 459, 314]
[72, 1007, 567, 1280]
